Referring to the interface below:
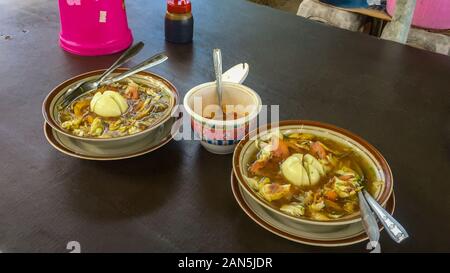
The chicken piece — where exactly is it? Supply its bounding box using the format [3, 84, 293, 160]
[310, 141, 327, 159]
[335, 166, 359, 180]
[89, 117, 104, 136]
[109, 119, 122, 131]
[280, 202, 305, 217]
[260, 183, 291, 202]
[310, 200, 325, 211]
[125, 79, 139, 99]
[250, 132, 290, 176]
[294, 190, 314, 206]
[245, 176, 270, 191]
[61, 117, 83, 130]
[332, 175, 363, 198]
[249, 144, 272, 175]
[270, 136, 290, 160]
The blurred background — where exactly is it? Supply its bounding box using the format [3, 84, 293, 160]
[248, 0, 450, 56]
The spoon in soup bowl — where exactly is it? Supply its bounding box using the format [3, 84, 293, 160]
[59, 41, 145, 109]
[362, 189, 409, 243]
[358, 191, 380, 249]
[59, 52, 168, 110]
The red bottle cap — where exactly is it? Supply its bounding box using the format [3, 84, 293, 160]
[167, 0, 191, 14]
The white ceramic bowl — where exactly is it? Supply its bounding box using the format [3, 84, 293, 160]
[183, 82, 262, 154]
[233, 120, 393, 231]
[42, 69, 179, 152]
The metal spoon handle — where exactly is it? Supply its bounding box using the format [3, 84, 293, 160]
[58, 42, 145, 109]
[358, 191, 380, 244]
[213, 48, 223, 107]
[102, 52, 168, 85]
[97, 41, 144, 83]
[363, 190, 409, 243]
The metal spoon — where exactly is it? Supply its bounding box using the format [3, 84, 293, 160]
[363, 190, 409, 243]
[59, 52, 167, 109]
[59, 41, 145, 108]
[99, 52, 168, 86]
[358, 191, 380, 248]
[213, 48, 223, 109]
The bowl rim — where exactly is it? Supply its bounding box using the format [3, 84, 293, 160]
[231, 170, 396, 247]
[42, 68, 179, 142]
[183, 81, 262, 127]
[232, 120, 394, 226]
[43, 117, 179, 161]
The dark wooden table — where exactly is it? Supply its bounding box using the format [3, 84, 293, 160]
[0, 0, 449, 253]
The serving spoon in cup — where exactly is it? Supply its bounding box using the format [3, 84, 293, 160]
[213, 48, 223, 111]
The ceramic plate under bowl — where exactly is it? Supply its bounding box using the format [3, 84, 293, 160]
[44, 115, 181, 160]
[231, 171, 395, 247]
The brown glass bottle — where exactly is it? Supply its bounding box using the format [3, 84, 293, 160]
[165, 0, 193, 44]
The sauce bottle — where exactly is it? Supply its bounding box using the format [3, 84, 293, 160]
[165, 0, 194, 44]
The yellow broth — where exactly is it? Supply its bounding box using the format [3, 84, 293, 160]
[203, 105, 249, 121]
[246, 132, 381, 221]
[57, 79, 171, 138]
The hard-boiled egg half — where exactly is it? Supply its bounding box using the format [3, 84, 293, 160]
[90, 91, 128, 117]
[281, 153, 326, 187]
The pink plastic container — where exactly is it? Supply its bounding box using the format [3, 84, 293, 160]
[58, 0, 133, 56]
[387, 0, 450, 30]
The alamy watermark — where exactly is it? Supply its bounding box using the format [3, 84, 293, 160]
[169, 100, 280, 142]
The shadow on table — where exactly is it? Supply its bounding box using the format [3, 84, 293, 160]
[191, 146, 234, 214]
[191, 145, 321, 252]
[62, 141, 183, 222]
[191, 145, 364, 252]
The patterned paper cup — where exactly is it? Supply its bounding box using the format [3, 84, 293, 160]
[183, 82, 262, 154]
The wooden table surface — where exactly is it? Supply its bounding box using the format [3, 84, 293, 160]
[0, 0, 449, 253]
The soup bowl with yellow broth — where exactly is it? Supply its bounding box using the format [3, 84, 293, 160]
[233, 120, 393, 231]
[42, 69, 178, 151]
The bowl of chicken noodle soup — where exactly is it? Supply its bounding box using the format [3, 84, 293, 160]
[43, 69, 178, 150]
[233, 120, 393, 230]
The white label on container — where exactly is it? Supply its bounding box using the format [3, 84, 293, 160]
[67, 0, 81, 6]
[99, 11, 107, 23]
